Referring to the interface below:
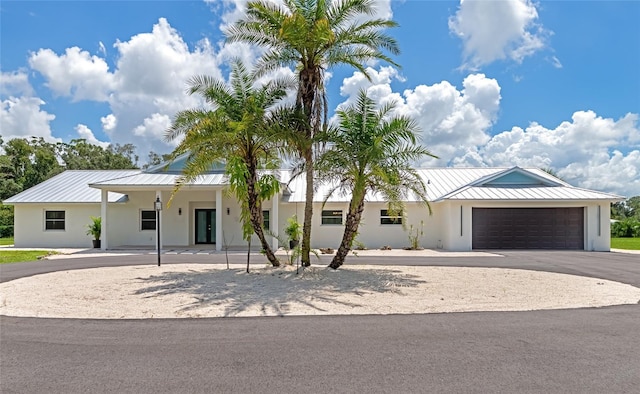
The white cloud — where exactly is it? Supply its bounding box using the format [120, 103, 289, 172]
[454, 111, 640, 196]
[337, 67, 501, 165]
[29, 46, 114, 101]
[75, 124, 109, 148]
[0, 96, 58, 142]
[101, 114, 117, 132]
[449, 0, 550, 69]
[549, 55, 562, 69]
[24, 18, 223, 157]
[132, 113, 173, 142]
[336, 66, 639, 196]
[0, 70, 58, 142]
[1, 70, 34, 97]
[98, 41, 107, 56]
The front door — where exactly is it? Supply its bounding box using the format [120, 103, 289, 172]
[195, 209, 216, 244]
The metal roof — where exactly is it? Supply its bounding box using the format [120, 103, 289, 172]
[4, 166, 623, 205]
[4, 170, 139, 204]
[284, 167, 623, 203]
[90, 172, 227, 188]
[284, 168, 503, 203]
[442, 185, 622, 201]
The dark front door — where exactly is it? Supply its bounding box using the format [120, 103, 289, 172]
[472, 207, 584, 250]
[195, 209, 216, 244]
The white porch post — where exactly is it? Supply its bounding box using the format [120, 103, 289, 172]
[216, 189, 222, 251]
[271, 192, 279, 251]
[156, 191, 163, 250]
[100, 189, 108, 251]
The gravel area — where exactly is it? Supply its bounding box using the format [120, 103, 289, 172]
[1, 263, 639, 319]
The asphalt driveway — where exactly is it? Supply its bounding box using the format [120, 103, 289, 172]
[1, 251, 639, 393]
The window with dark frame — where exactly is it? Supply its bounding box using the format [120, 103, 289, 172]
[45, 210, 65, 230]
[380, 209, 403, 225]
[322, 210, 343, 225]
[263, 210, 270, 230]
[141, 210, 156, 230]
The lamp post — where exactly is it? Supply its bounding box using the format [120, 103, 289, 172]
[155, 196, 162, 266]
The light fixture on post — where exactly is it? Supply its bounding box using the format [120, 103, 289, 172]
[178, 207, 182, 216]
[155, 196, 162, 267]
[227, 207, 230, 215]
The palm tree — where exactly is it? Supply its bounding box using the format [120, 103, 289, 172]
[316, 90, 437, 269]
[166, 59, 293, 267]
[226, 0, 400, 266]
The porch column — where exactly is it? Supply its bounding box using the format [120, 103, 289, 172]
[101, 189, 108, 251]
[216, 189, 222, 251]
[156, 191, 163, 250]
[271, 192, 279, 250]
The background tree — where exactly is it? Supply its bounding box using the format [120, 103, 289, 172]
[143, 151, 174, 169]
[316, 90, 437, 269]
[2, 137, 62, 191]
[0, 137, 141, 238]
[166, 59, 292, 267]
[226, 0, 400, 266]
[60, 140, 138, 170]
[611, 196, 640, 238]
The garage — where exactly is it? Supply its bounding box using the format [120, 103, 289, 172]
[472, 208, 584, 250]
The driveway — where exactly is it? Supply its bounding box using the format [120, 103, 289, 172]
[1, 251, 639, 393]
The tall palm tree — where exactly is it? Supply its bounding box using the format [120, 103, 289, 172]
[166, 59, 293, 267]
[316, 90, 437, 269]
[226, 0, 400, 266]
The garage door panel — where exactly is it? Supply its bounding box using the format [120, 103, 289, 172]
[472, 208, 584, 250]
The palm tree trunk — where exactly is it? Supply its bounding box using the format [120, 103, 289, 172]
[301, 148, 314, 267]
[298, 66, 321, 268]
[246, 160, 280, 267]
[329, 195, 366, 269]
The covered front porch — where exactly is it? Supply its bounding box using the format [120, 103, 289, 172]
[90, 181, 281, 252]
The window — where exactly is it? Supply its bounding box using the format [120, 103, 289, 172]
[322, 210, 343, 225]
[141, 210, 156, 230]
[263, 210, 270, 230]
[45, 210, 65, 230]
[380, 209, 403, 225]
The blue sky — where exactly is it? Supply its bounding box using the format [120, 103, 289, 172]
[1, 0, 639, 196]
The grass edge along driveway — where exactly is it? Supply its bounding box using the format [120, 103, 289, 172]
[0, 250, 56, 264]
[611, 237, 640, 250]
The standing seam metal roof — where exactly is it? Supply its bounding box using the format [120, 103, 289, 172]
[4, 167, 623, 204]
[3, 170, 140, 204]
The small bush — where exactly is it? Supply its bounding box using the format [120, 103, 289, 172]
[0, 225, 14, 238]
[611, 218, 640, 238]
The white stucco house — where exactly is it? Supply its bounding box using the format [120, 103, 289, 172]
[4, 160, 623, 252]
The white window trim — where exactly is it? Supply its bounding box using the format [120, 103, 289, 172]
[140, 210, 157, 231]
[44, 210, 66, 231]
[321, 210, 343, 225]
[380, 209, 403, 225]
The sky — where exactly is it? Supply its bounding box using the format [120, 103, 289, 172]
[1, 0, 639, 197]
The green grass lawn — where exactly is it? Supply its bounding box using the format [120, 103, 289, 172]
[0, 250, 54, 264]
[0, 237, 14, 246]
[611, 237, 640, 250]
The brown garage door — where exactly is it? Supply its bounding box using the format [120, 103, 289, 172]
[472, 208, 584, 250]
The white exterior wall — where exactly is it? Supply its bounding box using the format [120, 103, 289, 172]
[586, 202, 611, 251]
[13, 204, 101, 248]
[106, 189, 249, 249]
[274, 201, 438, 250]
[12, 195, 613, 252]
[106, 191, 158, 247]
[440, 200, 612, 252]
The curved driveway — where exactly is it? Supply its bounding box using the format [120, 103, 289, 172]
[1, 251, 639, 393]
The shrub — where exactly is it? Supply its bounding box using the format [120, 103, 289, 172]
[611, 218, 640, 238]
[0, 225, 13, 238]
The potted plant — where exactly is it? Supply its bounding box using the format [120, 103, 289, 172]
[284, 215, 301, 249]
[86, 216, 102, 248]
